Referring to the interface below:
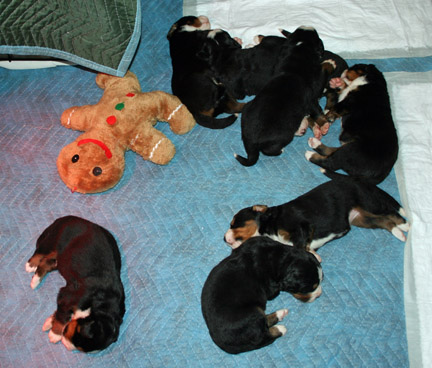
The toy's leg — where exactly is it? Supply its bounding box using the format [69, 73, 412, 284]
[130, 127, 176, 165]
[153, 91, 196, 135]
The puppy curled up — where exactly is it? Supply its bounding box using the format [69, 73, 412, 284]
[26, 216, 125, 353]
[201, 236, 323, 354]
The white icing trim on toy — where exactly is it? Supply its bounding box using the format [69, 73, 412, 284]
[130, 133, 140, 146]
[167, 104, 183, 121]
[149, 138, 165, 159]
[66, 108, 76, 126]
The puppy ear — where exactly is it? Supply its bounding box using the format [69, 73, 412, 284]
[252, 205, 268, 213]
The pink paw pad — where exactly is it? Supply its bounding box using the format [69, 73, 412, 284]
[329, 77, 344, 89]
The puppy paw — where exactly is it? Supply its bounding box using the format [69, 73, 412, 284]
[276, 309, 289, 321]
[30, 274, 41, 289]
[329, 77, 344, 90]
[313, 124, 323, 140]
[25, 262, 37, 273]
[274, 325, 287, 336]
[320, 122, 330, 136]
[48, 330, 62, 344]
[305, 151, 315, 161]
[391, 227, 407, 242]
[253, 35, 264, 45]
[42, 316, 53, 331]
[397, 222, 410, 232]
[308, 137, 321, 149]
[233, 37, 242, 46]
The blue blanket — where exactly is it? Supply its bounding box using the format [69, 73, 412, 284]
[1, 1, 430, 367]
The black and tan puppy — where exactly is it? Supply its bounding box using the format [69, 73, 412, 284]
[306, 64, 398, 184]
[224, 177, 409, 260]
[167, 15, 244, 129]
[26, 216, 125, 353]
[201, 236, 323, 354]
[235, 26, 333, 166]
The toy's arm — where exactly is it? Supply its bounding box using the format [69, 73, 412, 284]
[60, 106, 98, 131]
[129, 125, 176, 165]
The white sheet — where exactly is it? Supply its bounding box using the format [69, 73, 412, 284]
[385, 71, 432, 368]
[184, 0, 432, 59]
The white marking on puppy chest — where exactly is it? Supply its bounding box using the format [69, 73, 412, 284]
[73, 308, 91, 320]
[338, 76, 368, 102]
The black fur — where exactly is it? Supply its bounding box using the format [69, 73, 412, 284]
[198, 33, 292, 100]
[235, 26, 331, 166]
[224, 177, 408, 251]
[201, 236, 322, 354]
[26, 216, 125, 353]
[307, 64, 399, 184]
[167, 16, 244, 129]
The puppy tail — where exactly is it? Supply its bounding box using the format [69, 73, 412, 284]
[234, 151, 259, 167]
[194, 113, 238, 129]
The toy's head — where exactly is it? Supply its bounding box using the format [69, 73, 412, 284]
[57, 133, 125, 193]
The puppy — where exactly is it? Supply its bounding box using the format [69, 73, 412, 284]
[26, 216, 125, 352]
[235, 26, 333, 166]
[224, 176, 409, 259]
[305, 64, 398, 184]
[167, 15, 244, 129]
[201, 236, 323, 354]
[198, 32, 292, 100]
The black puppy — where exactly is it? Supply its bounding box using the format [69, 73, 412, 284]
[167, 15, 244, 129]
[306, 64, 398, 184]
[198, 32, 292, 100]
[235, 26, 333, 166]
[224, 176, 409, 260]
[26, 216, 125, 353]
[201, 236, 323, 354]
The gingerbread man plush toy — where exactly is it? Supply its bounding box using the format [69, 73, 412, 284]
[57, 71, 195, 193]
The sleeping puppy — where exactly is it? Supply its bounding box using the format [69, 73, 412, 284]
[198, 32, 293, 100]
[167, 15, 244, 129]
[235, 26, 334, 166]
[26, 216, 125, 353]
[224, 176, 409, 259]
[305, 64, 398, 184]
[201, 236, 323, 354]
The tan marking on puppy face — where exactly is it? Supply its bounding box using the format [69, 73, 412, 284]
[225, 220, 259, 248]
[278, 229, 290, 243]
[62, 319, 80, 351]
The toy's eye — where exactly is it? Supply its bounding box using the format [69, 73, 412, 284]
[72, 154, 79, 163]
[93, 167, 102, 176]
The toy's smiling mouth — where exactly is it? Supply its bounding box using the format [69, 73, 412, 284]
[77, 138, 112, 158]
